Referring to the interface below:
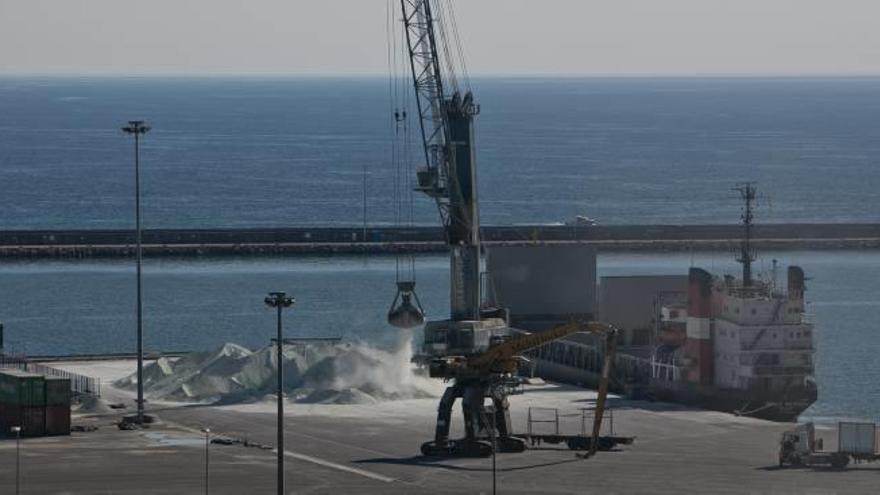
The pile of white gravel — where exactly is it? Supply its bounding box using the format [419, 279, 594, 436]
[115, 338, 442, 405]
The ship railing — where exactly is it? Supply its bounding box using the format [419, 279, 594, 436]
[530, 339, 604, 373]
[650, 358, 684, 382]
[739, 342, 814, 352]
[527, 337, 656, 384]
[750, 365, 814, 376]
[616, 352, 654, 381]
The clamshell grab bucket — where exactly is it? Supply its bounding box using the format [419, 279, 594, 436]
[388, 281, 426, 328]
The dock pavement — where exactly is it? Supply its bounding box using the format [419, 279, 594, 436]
[0, 359, 873, 494]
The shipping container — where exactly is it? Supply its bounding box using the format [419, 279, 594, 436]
[0, 402, 18, 436]
[0, 369, 46, 406]
[839, 422, 876, 455]
[0, 403, 46, 437]
[44, 377, 71, 406]
[45, 404, 71, 436]
[20, 405, 46, 437]
[1, 372, 71, 438]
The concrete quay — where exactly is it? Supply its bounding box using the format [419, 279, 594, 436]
[0, 360, 874, 494]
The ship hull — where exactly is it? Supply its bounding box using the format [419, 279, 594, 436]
[644, 380, 817, 422]
[528, 356, 816, 422]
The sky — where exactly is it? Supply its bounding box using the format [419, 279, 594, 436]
[0, 0, 878, 76]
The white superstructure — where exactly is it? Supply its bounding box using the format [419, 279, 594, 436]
[657, 265, 815, 394]
[711, 274, 814, 392]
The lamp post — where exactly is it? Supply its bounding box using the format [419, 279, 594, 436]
[264, 291, 295, 495]
[122, 120, 151, 424]
[202, 427, 211, 495]
[491, 426, 497, 495]
[11, 426, 21, 495]
[484, 410, 497, 495]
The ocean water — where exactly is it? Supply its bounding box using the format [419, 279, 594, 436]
[1, 77, 880, 421]
[0, 251, 875, 421]
[1, 76, 879, 229]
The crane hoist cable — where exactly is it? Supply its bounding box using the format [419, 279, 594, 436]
[387, 0, 425, 328]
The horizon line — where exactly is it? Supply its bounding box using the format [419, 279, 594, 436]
[2, 71, 880, 79]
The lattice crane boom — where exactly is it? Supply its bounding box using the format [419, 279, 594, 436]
[401, 0, 448, 202]
[400, 0, 482, 321]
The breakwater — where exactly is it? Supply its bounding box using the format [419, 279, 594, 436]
[1, 224, 878, 258]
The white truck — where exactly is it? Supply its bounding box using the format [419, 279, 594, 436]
[779, 422, 880, 469]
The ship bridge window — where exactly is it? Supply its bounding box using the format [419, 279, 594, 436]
[751, 308, 757, 315]
[735, 307, 740, 314]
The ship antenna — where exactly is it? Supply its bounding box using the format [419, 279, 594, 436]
[733, 182, 757, 286]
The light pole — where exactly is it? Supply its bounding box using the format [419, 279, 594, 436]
[264, 291, 295, 495]
[487, 411, 497, 495]
[491, 427, 497, 495]
[11, 426, 21, 495]
[202, 427, 211, 495]
[122, 120, 151, 424]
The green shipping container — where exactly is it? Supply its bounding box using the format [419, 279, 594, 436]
[44, 377, 71, 406]
[0, 369, 46, 406]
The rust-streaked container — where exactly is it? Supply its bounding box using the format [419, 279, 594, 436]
[20, 405, 46, 437]
[0, 402, 17, 436]
[1, 370, 47, 438]
[0, 403, 46, 437]
[43, 377, 71, 435]
[45, 404, 71, 436]
[44, 377, 71, 406]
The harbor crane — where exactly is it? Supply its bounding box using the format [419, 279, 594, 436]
[421, 320, 620, 457]
[386, 0, 621, 457]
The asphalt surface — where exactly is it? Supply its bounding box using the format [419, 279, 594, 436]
[2, 383, 878, 494]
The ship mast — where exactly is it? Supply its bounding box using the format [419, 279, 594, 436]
[734, 182, 757, 286]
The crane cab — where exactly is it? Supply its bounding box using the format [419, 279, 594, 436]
[420, 318, 510, 359]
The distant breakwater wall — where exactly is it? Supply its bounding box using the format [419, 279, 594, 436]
[1, 224, 878, 259]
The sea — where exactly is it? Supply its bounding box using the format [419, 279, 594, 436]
[1, 76, 879, 421]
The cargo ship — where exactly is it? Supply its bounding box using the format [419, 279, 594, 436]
[486, 184, 816, 421]
[644, 183, 816, 420]
[645, 263, 816, 421]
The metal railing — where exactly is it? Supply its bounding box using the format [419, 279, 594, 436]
[526, 406, 615, 437]
[527, 407, 560, 436]
[0, 354, 101, 397]
[650, 359, 684, 382]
